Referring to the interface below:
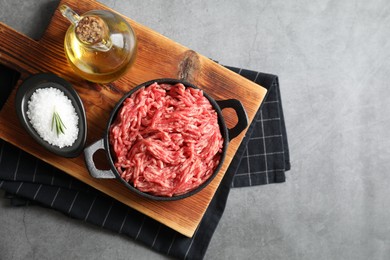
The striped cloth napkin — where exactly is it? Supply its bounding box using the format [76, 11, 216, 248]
[0, 64, 290, 260]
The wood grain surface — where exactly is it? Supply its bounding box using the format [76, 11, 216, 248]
[0, 0, 267, 237]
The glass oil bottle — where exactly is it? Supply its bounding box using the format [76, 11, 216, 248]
[59, 5, 137, 83]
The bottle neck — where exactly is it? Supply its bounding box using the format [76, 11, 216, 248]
[75, 15, 112, 52]
[59, 5, 112, 52]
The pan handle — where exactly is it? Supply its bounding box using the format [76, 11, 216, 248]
[217, 99, 248, 141]
[84, 139, 116, 179]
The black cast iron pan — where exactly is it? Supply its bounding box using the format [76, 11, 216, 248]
[84, 78, 248, 201]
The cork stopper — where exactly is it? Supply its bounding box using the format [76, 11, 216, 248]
[75, 16, 108, 44]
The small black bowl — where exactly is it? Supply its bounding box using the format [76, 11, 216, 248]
[15, 73, 87, 158]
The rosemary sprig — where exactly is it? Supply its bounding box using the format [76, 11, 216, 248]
[51, 110, 67, 136]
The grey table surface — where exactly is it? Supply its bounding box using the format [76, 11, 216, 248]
[1, 0, 390, 259]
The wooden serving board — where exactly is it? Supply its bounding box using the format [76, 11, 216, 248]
[0, 0, 267, 237]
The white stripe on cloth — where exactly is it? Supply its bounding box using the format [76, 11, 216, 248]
[135, 216, 146, 240]
[84, 195, 97, 221]
[235, 168, 286, 177]
[246, 147, 252, 186]
[167, 233, 177, 255]
[260, 110, 269, 184]
[13, 150, 21, 181]
[184, 227, 199, 260]
[253, 71, 260, 82]
[16, 182, 23, 194]
[32, 160, 38, 183]
[33, 184, 42, 200]
[101, 201, 114, 228]
[119, 209, 129, 234]
[51, 187, 61, 207]
[250, 134, 282, 140]
[68, 191, 79, 214]
[260, 117, 281, 122]
[246, 151, 285, 158]
[151, 225, 162, 248]
[263, 100, 279, 104]
[275, 85, 287, 181]
[51, 171, 55, 185]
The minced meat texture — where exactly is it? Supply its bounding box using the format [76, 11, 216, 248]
[109, 82, 223, 197]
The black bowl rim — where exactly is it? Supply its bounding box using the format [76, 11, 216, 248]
[104, 78, 229, 201]
[15, 73, 87, 158]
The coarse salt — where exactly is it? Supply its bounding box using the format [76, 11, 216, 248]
[27, 87, 79, 148]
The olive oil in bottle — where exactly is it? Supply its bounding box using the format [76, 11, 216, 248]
[59, 5, 137, 83]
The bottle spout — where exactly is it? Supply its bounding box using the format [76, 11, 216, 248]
[59, 5, 81, 25]
[59, 4, 112, 52]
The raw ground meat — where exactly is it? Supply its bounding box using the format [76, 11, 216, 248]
[109, 82, 223, 197]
